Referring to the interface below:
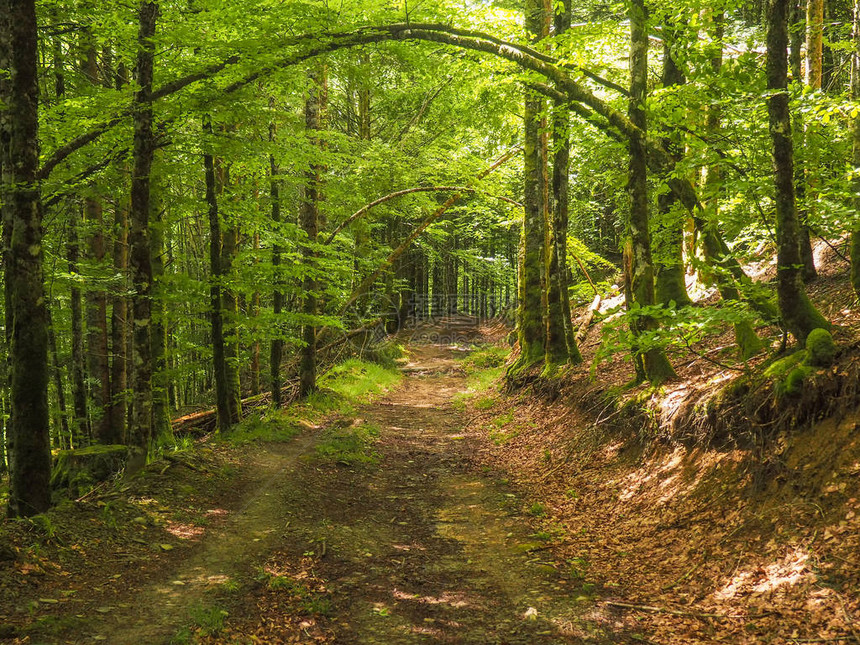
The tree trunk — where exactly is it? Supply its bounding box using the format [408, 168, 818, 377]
[220, 217, 242, 423]
[654, 27, 692, 308]
[766, 0, 829, 344]
[82, 40, 113, 444]
[204, 117, 231, 433]
[851, 0, 860, 299]
[250, 231, 261, 397]
[67, 208, 90, 443]
[0, 0, 52, 517]
[85, 197, 112, 443]
[628, 0, 676, 385]
[513, 0, 548, 372]
[547, 0, 581, 365]
[47, 306, 70, 447]
[700, 6, 764, 360]
[299, 69, 323, 397]
[150, 186, 171, 440]
[109, 185, 129, 443]
[269, 148, 283, 408]
[796, 0, 820, 282]
[128, 0, 159, 451]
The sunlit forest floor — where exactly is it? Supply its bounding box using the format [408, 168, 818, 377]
[2, 244, 860, 644]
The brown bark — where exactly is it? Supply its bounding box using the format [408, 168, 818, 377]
[150, 187, 171, 439]
[270, 153, 284, 408]
[628, 0, 676, 385]
[109, 189, 129, 443]
[851, 0, 860, 299]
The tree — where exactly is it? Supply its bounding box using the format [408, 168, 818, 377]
[128, 0, 159, 451]
[0, 0, 52, 517]
[766, 0, 829, 344]
[627, 0, 676, 385]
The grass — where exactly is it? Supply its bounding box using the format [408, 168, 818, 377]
[454, 344, 510, 407]
[315, 422, 381, 465]
[320, 358, 402, 404]
[224, 358, 401, 446]
[171, 604, 229, 644]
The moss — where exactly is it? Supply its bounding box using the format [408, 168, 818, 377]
[764, 350, 807, 378]
[776, 364, 815, 397]
[51, 444, 135, 497]
[805, 328, 837, 367]
[734, 321, 763, 360]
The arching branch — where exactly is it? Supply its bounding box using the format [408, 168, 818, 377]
[37, 23, 628, 180]
[324, 185, 522, 245]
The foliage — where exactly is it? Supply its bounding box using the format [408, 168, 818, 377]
[314, 422, 381, 465]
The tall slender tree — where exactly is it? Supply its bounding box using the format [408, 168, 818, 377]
[766, 0, 829, 343]
[128, 0, 159, 451]
[627, 0, 676, 384]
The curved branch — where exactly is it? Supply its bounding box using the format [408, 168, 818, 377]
[37, 23, 627, 180]
[324, 185, 522, 245]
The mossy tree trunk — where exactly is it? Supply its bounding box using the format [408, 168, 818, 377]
[700, 5, 763, 360]
[82, 40, 113, 445]
[795, 0, 820, 282]
[150, 183, 172, 440]
[546, 0, 581, 366]
[766, 0, 830, 344]
[67, 207, 90, 443]
[512, 0, 548, 373]
[128, 0, 159, 452]
[220, 202, 242, 424]
[0, 0, 53, 517]
[628, 0, 677, 385]
[654, 26, 692, 309]
[269, 143, 284, 408]
[109, 171, 129, 443]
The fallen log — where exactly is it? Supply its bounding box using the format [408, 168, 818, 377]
[575, 294, 602, 343]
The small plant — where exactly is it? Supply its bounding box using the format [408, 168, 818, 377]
[474, 396, 496, 410]
[461, 345, 510, 372]
[227, 410, 302, 444]
[100, 502, 118, 529]
[172, 604, 228, 643]
[26, 514, 56, 539]
[528, 502, 547, 517]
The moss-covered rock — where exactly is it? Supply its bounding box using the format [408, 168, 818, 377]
[805, 328, 837, 367]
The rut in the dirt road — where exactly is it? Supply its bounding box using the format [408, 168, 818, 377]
[266, 344, 608, 644]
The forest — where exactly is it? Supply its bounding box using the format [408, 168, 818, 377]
[1, 0, 860, 642]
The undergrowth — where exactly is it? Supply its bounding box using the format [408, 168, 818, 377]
[225, 358, 401, 445]
[455, 345, 510, 407]
[315, 422, 381, 465]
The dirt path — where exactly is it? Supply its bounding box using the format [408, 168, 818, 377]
[74, 435, 320, 644]
[78, 342, 608, 644]
[243, 344, 608, 644]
